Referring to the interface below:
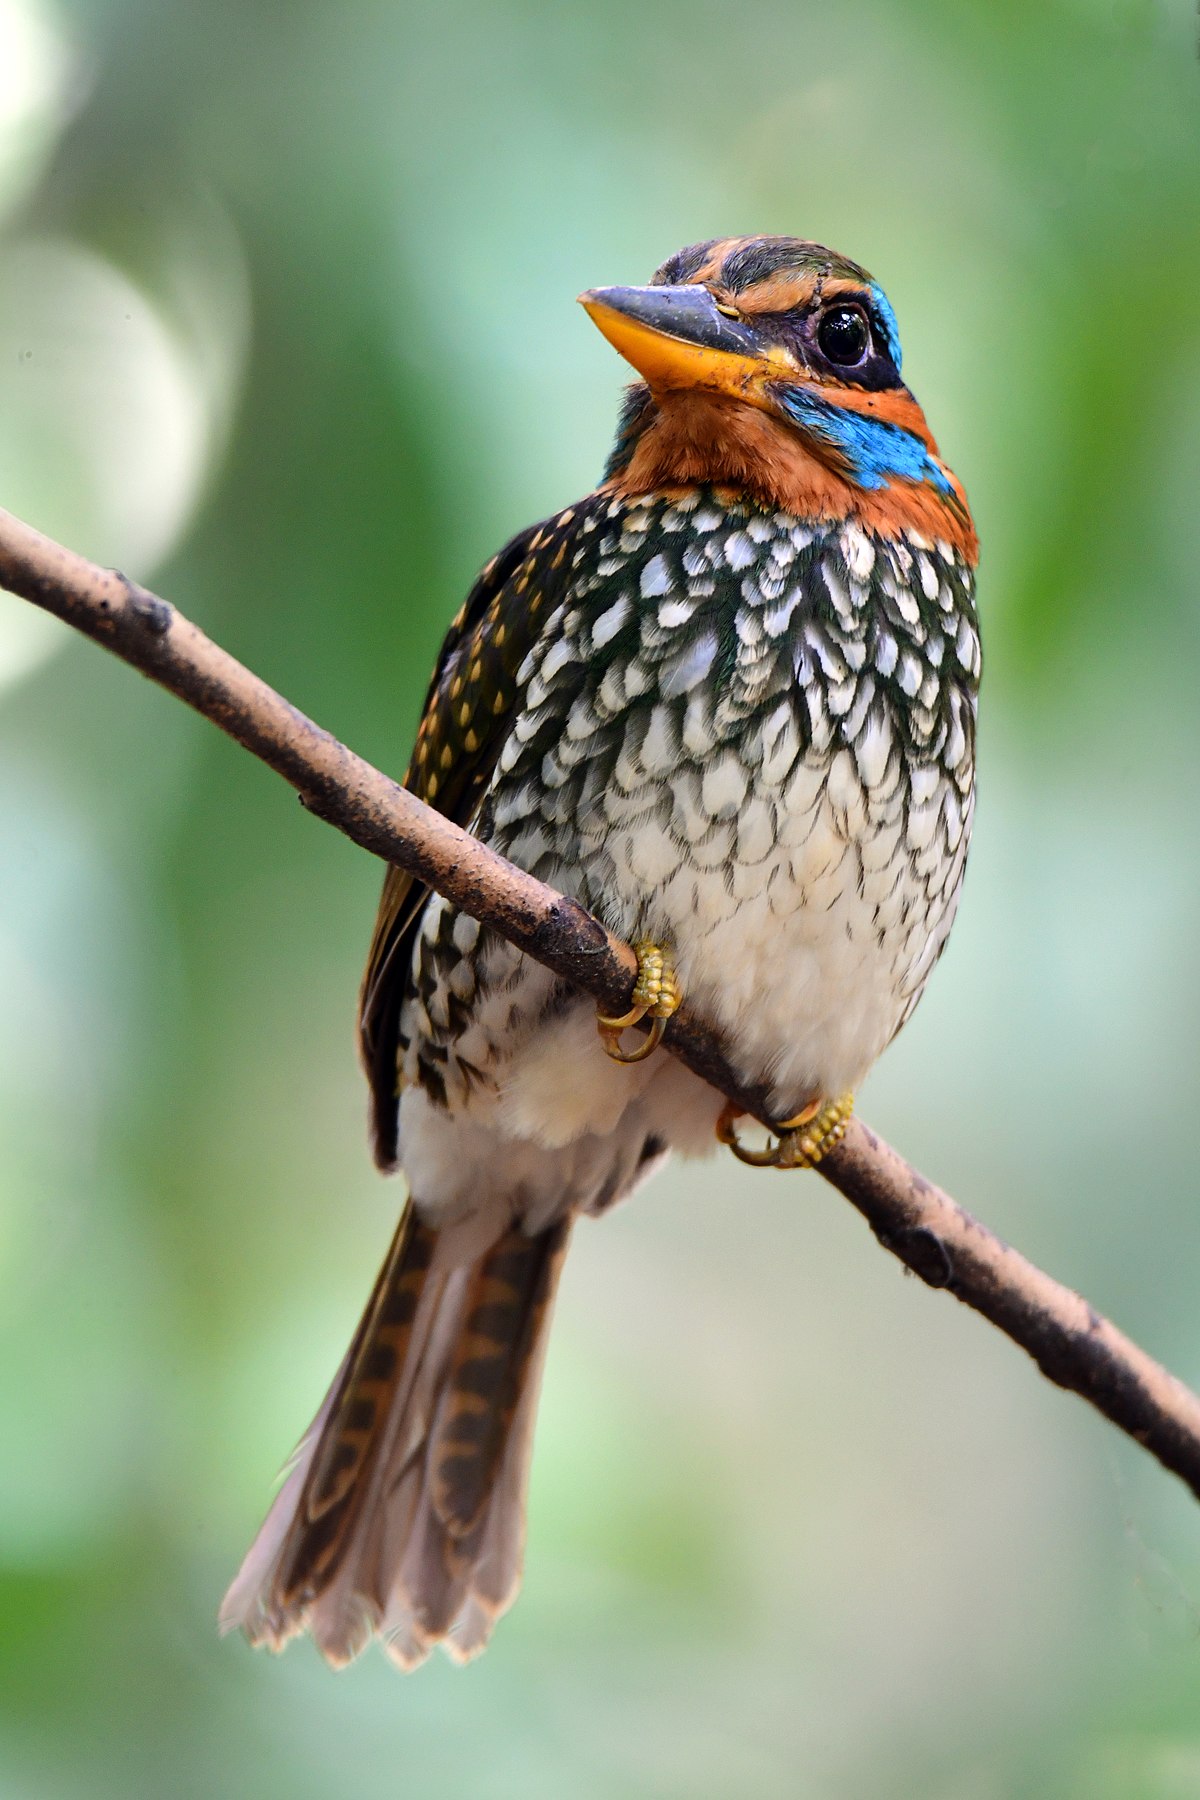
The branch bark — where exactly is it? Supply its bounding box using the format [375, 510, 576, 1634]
[4, 502, 1200, 1505]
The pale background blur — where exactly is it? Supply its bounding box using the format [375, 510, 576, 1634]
[1, 2, 1199, 1795]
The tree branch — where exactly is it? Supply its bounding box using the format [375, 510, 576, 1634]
[4, 502, 1200, 1505]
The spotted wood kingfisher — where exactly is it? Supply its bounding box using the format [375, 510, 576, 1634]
[222, 237, 980, 1669]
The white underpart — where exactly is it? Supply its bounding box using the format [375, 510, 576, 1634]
[398, 493, 978, 1236]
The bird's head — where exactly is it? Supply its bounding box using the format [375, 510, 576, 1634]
[581, 236, 975, 559]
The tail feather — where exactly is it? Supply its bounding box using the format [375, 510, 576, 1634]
[281, 1210, 438, 1604]
[220, 1204, 571, 1668]
[432, 1227, 568, 1537]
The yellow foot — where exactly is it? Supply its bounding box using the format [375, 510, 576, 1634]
[716, 1093, 854, 1170]
[597, 940, 682, 1065]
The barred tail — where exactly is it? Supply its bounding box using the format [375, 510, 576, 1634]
[220, 1206, 571, 1669]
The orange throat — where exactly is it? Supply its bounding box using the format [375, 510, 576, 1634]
[603, 391, 977, 562]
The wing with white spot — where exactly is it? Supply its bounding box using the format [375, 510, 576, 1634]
[358, 503, 589, 1169]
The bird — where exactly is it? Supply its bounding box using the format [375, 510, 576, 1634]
[220, 235, 980, 1670]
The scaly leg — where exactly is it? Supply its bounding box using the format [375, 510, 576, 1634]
[597, 940, 682, 1065]
[716, 1093, 854, 1170]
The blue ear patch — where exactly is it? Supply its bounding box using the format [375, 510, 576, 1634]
[777, 384, 952, 494]
[868, 284, 902, 372]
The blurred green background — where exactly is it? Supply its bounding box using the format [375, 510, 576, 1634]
[1, 0, 1199, 1794]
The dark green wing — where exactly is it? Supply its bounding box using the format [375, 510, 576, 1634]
[358, 501, 587, 1169]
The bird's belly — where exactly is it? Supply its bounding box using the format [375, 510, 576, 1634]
[401, 498, 978, 1164]
[477, 756, 958, 1165]
[397, 754, 954, 1216]
[596, 758, 952, 1116]
[405, 731, 968, 1169]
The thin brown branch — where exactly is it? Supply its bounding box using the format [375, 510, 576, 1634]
[4, 501, 1200, 1505]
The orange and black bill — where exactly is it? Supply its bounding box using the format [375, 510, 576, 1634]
[579, 284, 793, 398]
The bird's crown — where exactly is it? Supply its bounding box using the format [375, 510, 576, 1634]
[581, 235, 975, 561]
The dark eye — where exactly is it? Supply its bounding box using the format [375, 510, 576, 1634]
[817, 305, 870, 366]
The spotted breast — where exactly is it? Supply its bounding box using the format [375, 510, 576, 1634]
[223, 234, 980, 1672]
[408, 484, 978, 1144]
